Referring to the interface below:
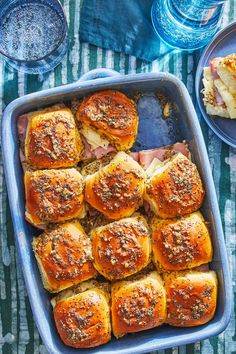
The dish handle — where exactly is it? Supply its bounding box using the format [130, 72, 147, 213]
[77, 68, 121, 82]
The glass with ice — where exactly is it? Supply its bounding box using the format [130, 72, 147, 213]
[0, 0, 68, 74]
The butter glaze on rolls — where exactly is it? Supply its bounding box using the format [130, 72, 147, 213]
[144, 153, 204, 218]
[91, 214, 151, 280]
[77, 90, 138, 150]
[25, 168, 85, 228]
[165, 271, 217, 327]
[151, 212, 213, 271]
[85, 152, 146, 219]
[111, 271, 166, 338]
[51, 281, 111, 348]
[25, 107, 82, 169]
[32, 222, 96, 293]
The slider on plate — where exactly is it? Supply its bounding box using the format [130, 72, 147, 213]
[85, 152, 146, 219]
[151, 212, 213, 271]
[24, 107, 82, 169]
[25, 168, 85, 228]
[76, 90, 138, 159]
[91, 214, 151, 280]
[32, 221, 96, 293]
[51, 280, 111, 348]
[111, 271, 166, 338]
[202, 54, 236, 119]
[144, 153, 204, 218]
[165, 270, 218, 327]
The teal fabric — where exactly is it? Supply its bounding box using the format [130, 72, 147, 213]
[79, 0, 171, 61]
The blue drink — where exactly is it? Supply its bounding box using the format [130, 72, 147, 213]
[0, 0, 68, 74]
[151, 0, 227, 50]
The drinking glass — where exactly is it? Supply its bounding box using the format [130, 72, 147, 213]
[151, 0, 227, 50]
[0, 0, 68, 74]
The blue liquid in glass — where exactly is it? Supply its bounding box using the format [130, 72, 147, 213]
[151, 0, 226, 50]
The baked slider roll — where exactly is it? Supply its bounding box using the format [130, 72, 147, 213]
[25, 168, 85, 228]
[151, 212, 213, 271]
[91, 214, 151, 280]
[85, 152, 146, 219]
[202, 55, 236, 119]
[32, 222, 96, 293]
[144, 153, 204, 218]
[217, 54, 236, 95]
[165, 271, 218, 327]
[77, 90, 138, 151]
[111, 271, 166, 338]
[25, 107, 82, 169]
[51, 280, 111, 348]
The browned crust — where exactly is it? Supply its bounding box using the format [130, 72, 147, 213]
[85, 153, 145, 219]
[165, 271, 217, 327]
[53, 288, 111, 348]
[146, 154, 204, 218]
[77, 90, 138, 150]
[111, 272, 166, 338]
[91, 215, 151, 280]
[32, 222, 97, 292]
[151, 212, 213, 271]
[25, 169, 84, 226]
[25, 108, 82, 169]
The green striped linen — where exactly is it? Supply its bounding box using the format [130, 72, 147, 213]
[0, 1, 235, 353]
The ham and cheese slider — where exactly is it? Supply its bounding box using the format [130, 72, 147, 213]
[25, 168, 85, 228]
[76, 90, 138, 158]
[202, 54, 236, 119]
[91, 214, 151, 280]
[51, 280, 111, 348]
[22, 106, 82, 169]
[32, 222, 96, 293]
[111, 271, 166, 338]
[165, 271, 218, 327]
[85, 152, 146, 219]
[151, 212, 213, 271]
[144, 153, 204, 218]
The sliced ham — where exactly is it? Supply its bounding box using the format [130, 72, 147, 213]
[129, 151, 139, 163]
[81, 135, 116, 160]
[214, 87, 225, 106]
[81, 135, 95, 160]
[210, 57, 222, 80]
[93, 145, 116, 159]
[17, 114, 28, 144]
[210, 57, 225, 106]
[138, 142, 190, 170]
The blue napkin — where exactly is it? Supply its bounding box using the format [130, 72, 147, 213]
[79, 0, 171, 62]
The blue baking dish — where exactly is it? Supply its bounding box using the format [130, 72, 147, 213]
[1, 69, 232, 354]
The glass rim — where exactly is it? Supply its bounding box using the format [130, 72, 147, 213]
[0, 0, 68, 63]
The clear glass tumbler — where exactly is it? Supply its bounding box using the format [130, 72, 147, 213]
[0, 0, 68, 74]
[151, 0, 227, 50]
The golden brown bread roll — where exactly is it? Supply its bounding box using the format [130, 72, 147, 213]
[165, 270, 217, 327]
[151, 212, 213, 271]
[144, 153, 204, 218]
[77, 90, 138, 150]
[85, 152, 146, 219]
[32, 222, 96, 292]
[25, 169, 85, 228]
[111, 271, 166, 338]
[51, 280, 111, 348]
[91, 214, 151, 280]
[25, 107, 82, 169]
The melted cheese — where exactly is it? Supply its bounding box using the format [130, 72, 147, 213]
[214, 78, 236, 119]
[80, 126, 110, 150]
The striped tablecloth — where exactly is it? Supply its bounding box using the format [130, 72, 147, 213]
[0, 1, 235, 353]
